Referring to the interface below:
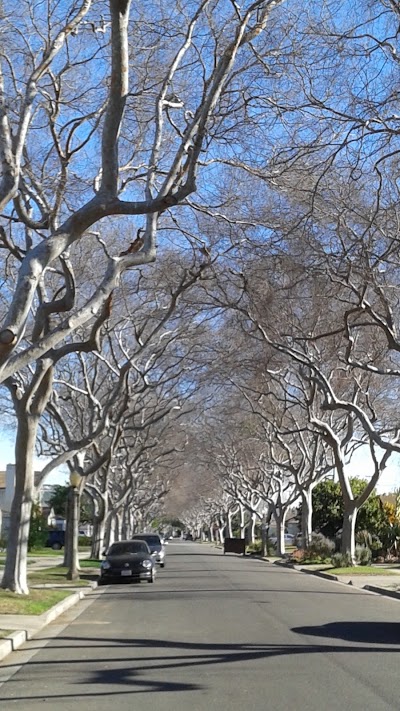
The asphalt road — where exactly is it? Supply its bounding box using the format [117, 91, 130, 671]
[1, 542, 400, 710]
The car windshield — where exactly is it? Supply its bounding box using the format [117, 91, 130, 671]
[132, 535, 161, 546]
[107, 541, 148, 556]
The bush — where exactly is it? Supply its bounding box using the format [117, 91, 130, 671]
[28, 503, 48, 551]
[289, 550, 329, 565]
[355, 545, 372, 566]
[246, 539, 263, 554]
[356, 530, 372, 547]
[78, 536, 92, 547]
[331, 552, 353, 568]
[308, 533, 335, 559]
[290, 549, 306, 563]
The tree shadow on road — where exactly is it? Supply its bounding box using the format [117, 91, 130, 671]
[1, 628, 400, 703]
[293, 621, 400, 645]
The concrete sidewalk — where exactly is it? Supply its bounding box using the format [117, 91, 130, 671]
[0, 587, 96, 662]
[0, 552, 97, 662]
[273, 559, 400, 599]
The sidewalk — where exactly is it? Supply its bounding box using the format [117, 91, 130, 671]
[273, 559, 400, 599]
[0, 553, 97, 662]
[0, 588, 93, 662]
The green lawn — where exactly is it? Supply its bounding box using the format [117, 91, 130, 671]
[1, 558, 45, 567]
[0, 589, 72, 615]
[27, 546, 91, 557]
[328, 566, 398, 576]
[28, 566, 92, 587]
[27, 549, 63, 556]
[0, 629, 13, 638]
[79, 559, 100, 569]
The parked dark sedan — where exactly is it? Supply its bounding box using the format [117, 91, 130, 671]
[99, 540, 156, 584]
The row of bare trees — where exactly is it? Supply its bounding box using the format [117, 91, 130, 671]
[0, 0, 291, 592]
[2, 0, 400, 589]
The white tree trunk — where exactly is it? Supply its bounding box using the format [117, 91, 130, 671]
[250, 513, 257, 544]
[115, 511, 122, 541]
[239, 504, 246, 538]
[341, 502, 358, 564]
[274, 509, 288, 557]
[301, 489, 313, 548]
[89, 490, 105, 558]
[1, 414, 37, 593]
[91, 514, 107, 558]
[227, 510, 234, 538]
[104, 513, 117, 549]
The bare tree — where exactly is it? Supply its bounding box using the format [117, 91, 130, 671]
[0, 0, 286, 380]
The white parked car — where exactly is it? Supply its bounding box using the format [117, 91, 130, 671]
[269, 534, 295, 546]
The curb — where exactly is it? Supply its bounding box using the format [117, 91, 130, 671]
[0, 582, 97, 663]
[363, 585, 400, 601]
[299, 568, 339, 581]
[272, 559, 400, 598]
[272, 559, 340, 581]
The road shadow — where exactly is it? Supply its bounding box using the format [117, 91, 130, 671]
[294, 621, 400, 645]
[2, 628, 400, 703]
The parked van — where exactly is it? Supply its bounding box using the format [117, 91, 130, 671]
[45, 530, 65, 550]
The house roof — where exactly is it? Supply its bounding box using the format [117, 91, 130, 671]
[380, 494, 397, 507]
[0, 472, 5, 489]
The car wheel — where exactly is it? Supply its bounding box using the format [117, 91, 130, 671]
[147, 572, 155, 583]
[52, 542, 62, 550]
[160, 562, 165, 568]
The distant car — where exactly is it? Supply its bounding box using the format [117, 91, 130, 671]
[99, 540, 156, 584]
[45, 530, 65, 550]
[132, 533, 166, 567]
[269, 534, 295, 546]
[295, 533, 304, 547]
[183, 532, 193, 540]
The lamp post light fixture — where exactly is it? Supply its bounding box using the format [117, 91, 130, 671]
[66, 471, 81, 581]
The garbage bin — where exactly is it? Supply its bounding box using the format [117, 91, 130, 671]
[223, 537, 246, 555]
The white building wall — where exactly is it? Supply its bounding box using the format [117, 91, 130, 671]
[0, 463, 51, 537]
[4, 464, 15, 511]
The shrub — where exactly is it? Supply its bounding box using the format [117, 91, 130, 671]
[289, 549, 306, 563]
[331, 552, 352, 568]
[289, 550, 329, 565]
[78, 536, 92, 547]
[308, 533, 335, 559]
[355, 545, 372, 566]
[356, 530, 372, 547]
[246, 539, 263, 554]
[28, 503, 48, 551]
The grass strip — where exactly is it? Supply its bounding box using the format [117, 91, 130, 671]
[0, 629, 13, 638]
[328, 566, 398, 576]
[27, 547, 91, 557]
[28, 566, 91, 587]
[79, 559, 100, 569]
[0, 589, 72, 615]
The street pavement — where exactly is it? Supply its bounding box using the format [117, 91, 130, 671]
[1, 542, 400, 710]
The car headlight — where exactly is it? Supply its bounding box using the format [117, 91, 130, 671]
[142, 560, 152, 568]
[101, 560, 111, 570]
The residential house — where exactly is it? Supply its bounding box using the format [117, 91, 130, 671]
[0, 463, 59, 537]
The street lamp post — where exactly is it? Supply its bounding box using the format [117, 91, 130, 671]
[66, 471, 81, 581]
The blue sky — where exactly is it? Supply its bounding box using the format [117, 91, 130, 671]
[1, 431, 399, 493]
